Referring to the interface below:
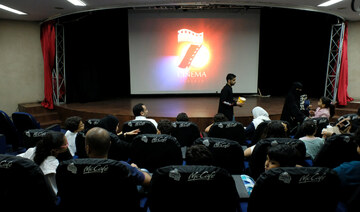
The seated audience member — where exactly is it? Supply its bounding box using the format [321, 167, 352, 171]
[98, 114, 140, 141]
[64, 116, 84, 156]
[132, 103, 158, 129]
[322, 116, 353, 139]
[18, 131, 68, 195]
[299, 120, 324, 160]
[157, 119, 174, 135]
[265, 144, 298, 171]
[309, 96, 335, 119]
[333, 128, 360, 188]
[85, 127, 151, 186]
[250, 121, 270, 146]
[350, 108, 360, 133]
[98, 115, 119, 135]
[186, 144, 255, 195]
[185, 144, 215, 166]
[244, 120, 288, 158]
[245, 106, 271, 140]
[204, 113, 228, 133]
[176, 112, 189, 122]
[333, 127, 360, 212]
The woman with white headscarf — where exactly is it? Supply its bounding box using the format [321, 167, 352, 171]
[245, 106, 271, 140]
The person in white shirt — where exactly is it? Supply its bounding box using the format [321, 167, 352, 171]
[132, 103, 158, 128]
[18, 131, 68, 195]
[64, 116, 84, 156]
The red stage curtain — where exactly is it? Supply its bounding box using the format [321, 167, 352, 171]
[40, 21, 56, 109]
[337, 22, 354, 106]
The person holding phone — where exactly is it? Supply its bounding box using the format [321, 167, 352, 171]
[322, 116, 352, 138]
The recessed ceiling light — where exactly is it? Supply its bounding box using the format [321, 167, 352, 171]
[318, 0, 343, 7]
[67, 0, 86, 7]
[0, 4, 27, 15]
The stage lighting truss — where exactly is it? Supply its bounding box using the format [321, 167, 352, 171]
[53, 23, 66, 105]
[324, 22, 345, 104]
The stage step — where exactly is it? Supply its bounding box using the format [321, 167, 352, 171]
[17, 103, 63, 129]
[328, 100, 360, 123]
[334, 100, 359, 116]
[334, 107, 359, 116]
[339, 100, 360, 109]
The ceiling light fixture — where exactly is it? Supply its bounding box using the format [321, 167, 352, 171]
[67, 0, 86, 7]
[0, 4, 27, 15]
[318, 0, 343, 7]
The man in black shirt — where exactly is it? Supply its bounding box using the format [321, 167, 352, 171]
[218, 73, 243, 121]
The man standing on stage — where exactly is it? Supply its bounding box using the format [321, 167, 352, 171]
[218, 73, 244, 121]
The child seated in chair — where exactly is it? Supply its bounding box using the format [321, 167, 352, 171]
[299, 120, 324, 160]
[309, 96, 335, 119]
[64, 116, 84, 157]
[265, 144, 298, 171]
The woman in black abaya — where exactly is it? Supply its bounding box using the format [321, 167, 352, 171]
[280, 82, 306, 132]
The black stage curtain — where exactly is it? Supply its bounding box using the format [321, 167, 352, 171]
[63, 9, 130, 103]
[62, 8, 338, 103]
[258, 8, 338, 97]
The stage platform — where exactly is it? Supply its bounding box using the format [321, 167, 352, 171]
[19, 96, 359, 132]
[54, 96, 286, 132]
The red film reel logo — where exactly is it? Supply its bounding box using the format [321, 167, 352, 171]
[178, 29, 204, 69]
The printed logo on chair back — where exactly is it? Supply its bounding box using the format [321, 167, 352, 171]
[208, 121, 246, 145]
[171, 121, 200, 147]
[0, 154, 56, 210]
[131, 134, 182, 172]
[194, 137, 244, 174]
[248, 137, 305, 179]
[149, 165, 239, 212]
[248, 167, 340, 212]
[56, 158, 139, 210]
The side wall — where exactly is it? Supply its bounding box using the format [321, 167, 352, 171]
[0, 20, 44, 115]
[348, 21, 360, 100]
[0, 19, 359, 117]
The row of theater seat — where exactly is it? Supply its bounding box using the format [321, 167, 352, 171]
[1, 115, 360, 211]
[0, 110, 62, 153]
[7, 117, 360, 178]
[1, 153, 352, 212]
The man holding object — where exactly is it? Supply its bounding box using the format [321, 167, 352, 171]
[218, 73, 244, 121]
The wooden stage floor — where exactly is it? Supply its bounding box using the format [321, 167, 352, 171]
[56, 96, 286, 132]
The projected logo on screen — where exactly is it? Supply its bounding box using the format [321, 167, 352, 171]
[177, 29, 210, 71]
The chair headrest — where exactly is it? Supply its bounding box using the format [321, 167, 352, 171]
[130, 134, 183, 172]
[172, 121, 199, 128]
[249, 138, 305, 179]
[256, 167, 339, 185]
[153, 165, 232, 183]
[84, 119, 100, 131]
[313, 134, 359, 168]
[56, 158, 140, 210]
[122, 120, 157, 134]
[57, 158, 130, 177]
[149, 165, 240, 211]
[0, 154, 42, 175]
[194, 137, 241, 148]
[132, 134, 180, 147]
[171, 121, 200, 147]
[211, 121, 243, 129]
[208, 121, 246, 145]
[0, 154, 56, 208]
[193, 137, 244, 174]
[248, 167, 340, 212]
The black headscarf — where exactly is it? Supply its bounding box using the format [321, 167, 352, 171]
[281, 82, 306, 129]
[98, 115, 119, 134]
